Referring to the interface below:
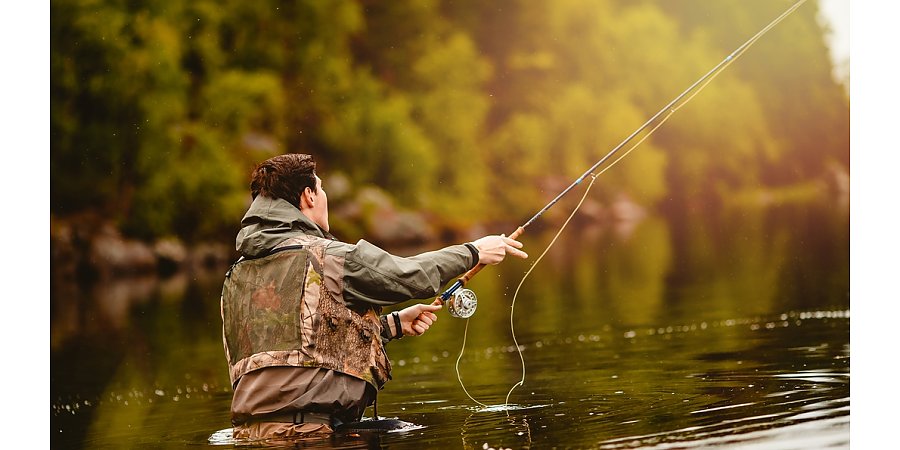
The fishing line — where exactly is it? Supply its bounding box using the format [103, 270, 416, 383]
[501, 99, 694, 408]
[455, 317, 488, 408]
[454, 158, 597, 407]
[454, 174, 598, 409]
[446, 0, 808, 409]
[502, 173, 598, 408]
[458, 103, 673, 410]
[455, 59, 729, 407]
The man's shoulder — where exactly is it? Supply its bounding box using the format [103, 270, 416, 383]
[322, 238, 367, 259]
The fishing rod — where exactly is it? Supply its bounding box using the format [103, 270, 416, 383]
[435, 0, 809, 319]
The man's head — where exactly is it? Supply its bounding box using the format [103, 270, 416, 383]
[250, 154, 330, 231]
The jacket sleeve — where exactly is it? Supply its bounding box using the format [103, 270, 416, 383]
[340, 239, 477, 308]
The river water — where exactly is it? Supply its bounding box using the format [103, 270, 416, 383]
[51, 199, 849, 448]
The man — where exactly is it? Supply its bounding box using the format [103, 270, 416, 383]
[221, 153, 527, 440]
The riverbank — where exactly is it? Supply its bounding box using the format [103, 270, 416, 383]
[51, 212, 231, 284]
[50, 163, 847, 285]
[50, 190, 652, 286]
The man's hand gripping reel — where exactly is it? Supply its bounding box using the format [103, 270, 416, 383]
[435, 227, 525, 318]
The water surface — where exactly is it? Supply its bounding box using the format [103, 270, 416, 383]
[51, 201, 849, 448]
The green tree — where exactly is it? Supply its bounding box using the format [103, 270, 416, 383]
[657, 0, 849, 187]
[51, 0, 849, 242]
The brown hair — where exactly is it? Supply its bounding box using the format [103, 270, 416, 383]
[250, 154, 317, 208]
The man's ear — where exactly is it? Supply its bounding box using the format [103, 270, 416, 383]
[299, 187, 313, 208]
[298, 190, 308, 209]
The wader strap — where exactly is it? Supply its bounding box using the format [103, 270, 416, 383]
[251, 411, 333, 425]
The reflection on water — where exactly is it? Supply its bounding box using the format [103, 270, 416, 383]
[51, 202, 849, 448]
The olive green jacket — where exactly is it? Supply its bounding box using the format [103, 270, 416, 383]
[235, 195, 478, 310]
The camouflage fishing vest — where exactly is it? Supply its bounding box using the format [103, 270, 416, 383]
[221, 235, 392, 389]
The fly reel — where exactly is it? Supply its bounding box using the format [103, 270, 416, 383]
[446, 288, 478, 318]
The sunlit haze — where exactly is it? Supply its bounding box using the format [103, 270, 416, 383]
[818, 0, 850, 84]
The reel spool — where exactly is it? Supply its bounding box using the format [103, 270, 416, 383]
[447, 288, 478, 318]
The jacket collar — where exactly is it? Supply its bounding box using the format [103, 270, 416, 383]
[235, 195, 332, 257]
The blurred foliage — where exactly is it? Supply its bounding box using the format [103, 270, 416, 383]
[51, 0, 848, 241]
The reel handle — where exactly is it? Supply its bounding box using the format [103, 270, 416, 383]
[435, 226, 525, 306]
